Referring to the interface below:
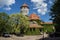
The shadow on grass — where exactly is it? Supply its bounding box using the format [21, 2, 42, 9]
[38, 37, 60, 40]
[38, 33, 60, 40]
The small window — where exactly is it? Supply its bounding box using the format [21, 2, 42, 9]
[30, 28, 32, 31]
[33, 21, 37, 24]
[33, 28, 35, 31]
[30, 21, 37, 24]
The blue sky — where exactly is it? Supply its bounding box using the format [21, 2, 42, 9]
[0, 0, 55, 22]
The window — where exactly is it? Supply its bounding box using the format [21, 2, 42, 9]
[33, 28, 35, 31]
[30, 21, 37, 24]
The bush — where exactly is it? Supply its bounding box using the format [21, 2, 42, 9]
[43, 25, 54, 34]
[25, 28, 41, 35]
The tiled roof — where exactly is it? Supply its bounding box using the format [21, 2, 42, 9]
[29, 13, 40, 20]
[29, 24, 43, 28]
[22, 3, 28, 7]
[20, 3, 29, 8]
[41, 22, 53, 24]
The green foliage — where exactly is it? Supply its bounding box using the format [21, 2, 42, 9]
[9, 14, 20, 33]
[19, 13, 29, 32]
[43, 25, 54, 33]
[25, 28, 41, 35]
[35, 20, 41, 25]
[0, 12, 12, 34]
[19, 13, 29, 26]
[9, 13, 29, 34]
[35, 28, 40, 35]
[0, 12, 54, 35]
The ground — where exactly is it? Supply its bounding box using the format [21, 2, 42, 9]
[0, 34, 60, 40]
[0, 35, 43, 40]
[0, 33, 48, 40]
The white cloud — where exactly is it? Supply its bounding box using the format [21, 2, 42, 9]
[0, 0, 15, 10]
[37, 8, 47, 15]
[31, 0, 44, 3]
[3, 7, 11, 10]
[31, 0, 48, 15]
[42, 3, 47, 7]
[49, 0, 53, 4]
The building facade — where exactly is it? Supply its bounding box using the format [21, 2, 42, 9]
[20, 3, 53, 34]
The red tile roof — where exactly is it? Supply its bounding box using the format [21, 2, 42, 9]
[41, 22, 53, 24]
[29, 24, 43, 28]
[29, 13, 40, 20]
[22, 3, 28, 7]
[20, 3, 29, 8]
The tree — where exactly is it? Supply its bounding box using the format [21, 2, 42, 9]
[9, 13, 29, 34]
[0, 12, 11, 35]
[19, 13, 29, 34]
[9, 14, 20, 34]
[50, 0, 60, 36]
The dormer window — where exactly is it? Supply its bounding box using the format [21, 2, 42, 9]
[30, 21, 37, 24]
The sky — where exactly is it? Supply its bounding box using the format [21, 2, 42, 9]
[0, 0, 55, 22]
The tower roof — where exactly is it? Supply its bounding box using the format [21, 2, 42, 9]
[22, 3, 28, 7]
[20, 3, 29, 8]
[29, 13, 40, 20]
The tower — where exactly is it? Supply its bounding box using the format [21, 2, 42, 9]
[20, 3, 29, 15]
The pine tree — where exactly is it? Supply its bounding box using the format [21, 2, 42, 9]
[50, 0, 60, 36]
